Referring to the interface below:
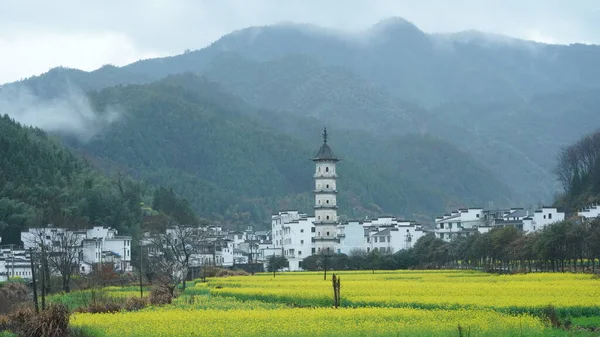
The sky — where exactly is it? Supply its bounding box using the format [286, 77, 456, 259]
[1, 0, 599, 84]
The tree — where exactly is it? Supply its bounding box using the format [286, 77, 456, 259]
[146, 225, 209, 292]
[24, 227, 83, 293]
[266, 255, 289, 276]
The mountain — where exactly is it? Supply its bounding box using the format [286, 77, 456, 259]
[63, 74, 512, 225]
[0, 115, 144, 244]
[3, 17, 597, 210]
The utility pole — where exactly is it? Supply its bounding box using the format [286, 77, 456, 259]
[11, 245, 15, 278]
[40, 244, 46, 311]
[139, 241, 143, 299]
[29, 248, 39, 313]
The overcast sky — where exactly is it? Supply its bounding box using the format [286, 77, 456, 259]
[1, 0, 599, 84]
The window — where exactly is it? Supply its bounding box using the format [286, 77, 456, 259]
[311, 227, 315, 232]
[440, 233, 445, 239]
[326, 184, 329, 188]
[326, 247, 330, 252]
[374, 237, 378, 243]
[300, 229, 304, 233]
[326, 167, 329, 172]
[318, 232, 321, 236]
[298, 251, 302, 255]
[440, 223, 444, 229]
[543, 215, 546, 219]
[387, 236, 391, 242]
[312, 248, 316, 254]
[326, 215, 330, 220]
[449, 223, 453, 229]
[326, 200, 329, 204]
[326, 231, 330, 236]
[476, 214, 480, 218]
[548, 213, 552, 219]
[301, 240, 304, 244]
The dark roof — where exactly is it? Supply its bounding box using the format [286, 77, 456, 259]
[507, 209, 529, 218]
[312, 143, 339, 161]
[312, 128, 340, 162]
[373, 228, 392, 236]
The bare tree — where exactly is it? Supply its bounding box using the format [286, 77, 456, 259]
[146, 225, 209, 293]
[24, 227, 83, 293]
[47, 230, 83, 293]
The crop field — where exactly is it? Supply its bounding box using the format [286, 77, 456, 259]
[70, 270, 600, 336]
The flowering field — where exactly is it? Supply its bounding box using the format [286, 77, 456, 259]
[70, 270, 600, 336]
[209, 270, 600, 315]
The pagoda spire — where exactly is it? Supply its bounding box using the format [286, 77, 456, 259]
[323, 127, 328, 144]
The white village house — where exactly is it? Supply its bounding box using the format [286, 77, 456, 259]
[578, 204, 600, 219]
[434, 206, 566, 242]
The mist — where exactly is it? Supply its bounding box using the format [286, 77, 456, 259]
[0, 84, 121, 142]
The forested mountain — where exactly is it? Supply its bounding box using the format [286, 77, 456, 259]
[555, 129, 600, 212]
[3, 17, 599, 216]
[63, 74, 511, 226]
[0, 115, 144, 245]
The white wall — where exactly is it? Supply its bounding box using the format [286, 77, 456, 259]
[533, 207, 564, 230]
[337, 222, 365, 254]
[579, 205, 600, 219]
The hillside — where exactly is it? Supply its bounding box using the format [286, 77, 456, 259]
[69, 74, 512, 225]
[3, 17, 597, 208]
[554, 129, 600, 212]
[0, 115, 143, 244]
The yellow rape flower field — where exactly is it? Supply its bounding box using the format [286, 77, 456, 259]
[70, 270, 600, 336]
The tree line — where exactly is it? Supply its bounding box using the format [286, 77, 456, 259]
[299, 218, 600, 273]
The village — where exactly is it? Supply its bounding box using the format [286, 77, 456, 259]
[1, 128, 599, 280]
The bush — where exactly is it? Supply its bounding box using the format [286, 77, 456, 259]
[149, 285, 173, 306]
[214, 269, 249, 277]
[8, 303, 69, 337]
[79, 302, 122, 314]
[124, 297, 147, 311]
[0, 281, 29, 314]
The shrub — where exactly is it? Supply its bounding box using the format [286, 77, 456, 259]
[149, 285, 173, 306]
[0, 314, 10, 331]
[0, 281, 29, 314]
[8, 303, 69, 337]
[80, 302, 122, 314]
[124, 297, 148, 311]
[214, 269, 249, 277]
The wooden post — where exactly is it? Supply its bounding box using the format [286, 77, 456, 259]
[332, 273, 341, 308]
[29, 248, 39, 313]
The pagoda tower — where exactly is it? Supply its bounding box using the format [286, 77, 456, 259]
[312, 127, 340, 254]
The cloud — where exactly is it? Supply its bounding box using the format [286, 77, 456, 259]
[0, 84, 122, 142]
[1, 0, 599, 84]
[0, 31, 164, 84]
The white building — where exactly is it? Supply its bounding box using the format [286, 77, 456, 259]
[21, 226, 132, 274]
[337, 218, 425, 255]
[0, 246, 32, 282]
[434, 206, 566, 241]
[578, 205, 600, 219]
[271, 211, 315, 270]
